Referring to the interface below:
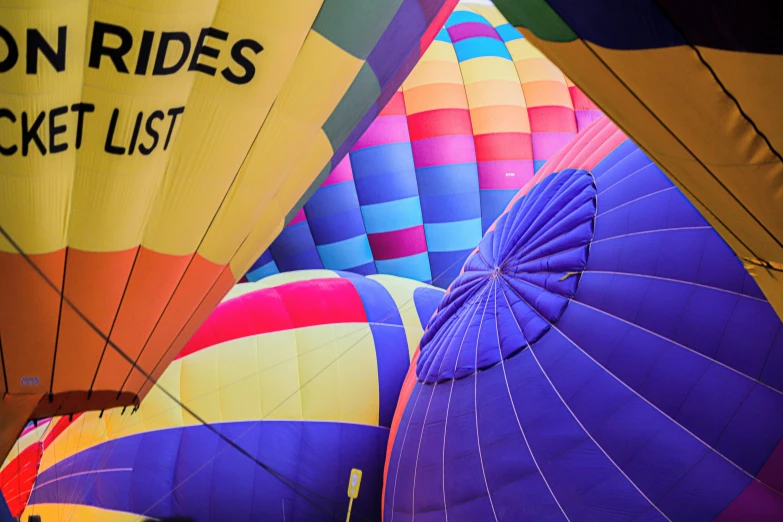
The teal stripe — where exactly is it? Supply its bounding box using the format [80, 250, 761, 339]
[361, 197, 424, 234]
[424, 219, 483, 252]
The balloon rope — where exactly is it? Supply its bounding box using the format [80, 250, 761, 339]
[0, 225, 370, 521]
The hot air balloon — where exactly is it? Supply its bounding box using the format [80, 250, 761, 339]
[0, 0, 459, 459]
[244, 1, 601, 289]
[21, 270, 444, 522]
[383, 116, 783, 522]
[0, 419, 50, 518]
[491, 0, 783, 319]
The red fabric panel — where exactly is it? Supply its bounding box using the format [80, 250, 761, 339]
[179, 278, 368, 358]
[407, 109, 472, 141]
[474, 132, 533, 162]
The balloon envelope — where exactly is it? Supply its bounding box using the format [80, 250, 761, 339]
[384, 116, 783, 522]
[245, 2, 601, 289]
[23, 270, 444, 522]
[492, 0, 783, 318]
[0, 0, 457, 457]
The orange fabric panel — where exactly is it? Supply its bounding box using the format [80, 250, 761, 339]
[0, 395, 39, 463]
[470, 105, 530, 135]
[122, 254, 226, 395]
[52, 249, 138, 395]
[91, 248, 191, 392]
[135, 265, 235, 400]
[0, 250, 64, 396]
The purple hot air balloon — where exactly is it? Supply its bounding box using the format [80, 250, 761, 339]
[383, 116, 783, 522]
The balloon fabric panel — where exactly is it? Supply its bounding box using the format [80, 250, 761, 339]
[383, 116, 783, 522]
[0, 0, 458, 458]
[246, 2, 602, 289]
[22, 271, 444, 522]
[491, 0, 783, 320]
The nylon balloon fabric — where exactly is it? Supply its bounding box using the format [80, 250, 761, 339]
[0, 0, 458, 459]
[21, 270, 443, 522]
[244, 1, 601, 289]
[491, 0, 783, 320]
[0, 420, 50, 518]
[383, 116, 783, 522]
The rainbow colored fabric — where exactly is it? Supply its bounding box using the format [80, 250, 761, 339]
[245, 2, 601, 289]
[22, 271, 444, 522]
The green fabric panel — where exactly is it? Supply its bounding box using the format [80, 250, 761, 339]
[321, 62, 380, 151]
[493, 0, 578, 42]
[313, 0, 404, 59]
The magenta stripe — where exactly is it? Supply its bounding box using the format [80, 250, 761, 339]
[353, 115, 411, 151]
[531, 132, 577, 162]
[575, 110, 604, 133]
[287, 208, 307, 226]
[478, 160, 535, 190]
[411, 135, 476, 168]
[368, 226, 428, 259]
[447, 22, 501, 43]
[322, 156, 353, 187]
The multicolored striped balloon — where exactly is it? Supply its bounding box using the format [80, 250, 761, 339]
[0, 419, 50, 518]
[0, 0, 458, 458]
[383, 116, 783, 522]
[492, 0, 783, 320]
[245, 2, 601, 289]
[22, 270, 443, 522]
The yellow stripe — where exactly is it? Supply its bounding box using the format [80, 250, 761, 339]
[369, 275, 441, 357]
[464, 79, 527, 109]
[23, 503, 144, 522]
[459, 56, 520, 84]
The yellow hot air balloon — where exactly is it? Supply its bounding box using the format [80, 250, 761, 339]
[0, 0, 459, 459]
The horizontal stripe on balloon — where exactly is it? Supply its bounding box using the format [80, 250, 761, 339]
[475, 132, 533, 162]
[478, 160, 535, 189]
[321, 157, 354, 187]
[305, 182, 360, 220]
[379, 91, 407, 117]
[470, 105, 531, 135]
[424, 219, 483, 251]
[454, 37, 510, 62]
[317, 235, 375, 271]
[376, 254, 433, 284]
[352, 116, 412, 150]
[362, 197, 425, 233]
[445, 10, 486, 27]
[448, 23, 502, 44]
[407, 109, 474, 140]
[415, 162, 481, 196]
[495, 23, 523, 42]
[287, 208, 307, 226]
[532, 132, 581, 161]
[403, 82, 469, 114]
[528, 105, 581, 133]
[179, 278, 367, 359]
[244, 261, 280, 283]
[522, 80, 576, 108]
[411, 135, 477, 167]
[479, 189, 519, 231]
[368, 226, 429, 260]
